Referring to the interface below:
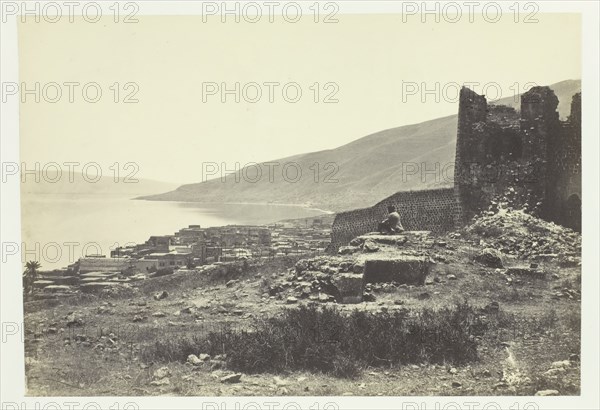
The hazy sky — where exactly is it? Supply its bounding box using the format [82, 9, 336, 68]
[19, 13, 581, 183]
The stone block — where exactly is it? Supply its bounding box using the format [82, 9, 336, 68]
[356, 234, 407, 246]
[363, 257, 430, 285]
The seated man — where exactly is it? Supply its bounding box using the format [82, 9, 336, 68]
[378, 205, 405, 234]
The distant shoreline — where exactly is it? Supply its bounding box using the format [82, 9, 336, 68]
[133, 197, 335, 215]
[221, 201, 335, 215]
[22, 195, 330, 270]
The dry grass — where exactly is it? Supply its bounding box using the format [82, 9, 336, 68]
[23, 245, 581, 396]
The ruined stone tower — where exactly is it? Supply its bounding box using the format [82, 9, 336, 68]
[454, 86, 581, 231]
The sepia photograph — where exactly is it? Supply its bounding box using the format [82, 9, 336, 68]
[1, 1, 598, 409]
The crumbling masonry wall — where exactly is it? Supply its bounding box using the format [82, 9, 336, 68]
[545, 93, 581, 231]
[329, 188, 462, 250]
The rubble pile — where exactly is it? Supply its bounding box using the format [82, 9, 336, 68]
[271, 240, 435, 304]
[467, 209, 581, 261]
[268, 256, 360, 303]
[267, 233, 439, 304]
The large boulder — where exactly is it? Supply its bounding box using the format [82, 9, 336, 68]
[474, 248, 504, 268]
[331, 274, 365, 304]
[363, 257, 430, 285]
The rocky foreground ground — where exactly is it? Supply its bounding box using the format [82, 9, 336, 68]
[23, 209, 581, 396]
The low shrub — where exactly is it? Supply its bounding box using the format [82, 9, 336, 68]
[142, 301, 481, 378]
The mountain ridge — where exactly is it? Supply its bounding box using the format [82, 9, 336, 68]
[22, 173, 179, 196]
[140, 80, 581, 212]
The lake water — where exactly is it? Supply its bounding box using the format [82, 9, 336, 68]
[20, 193, 328, 269]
